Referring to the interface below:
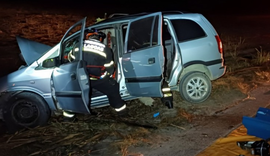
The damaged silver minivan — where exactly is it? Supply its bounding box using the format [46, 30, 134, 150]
[0, 11, 226, 132]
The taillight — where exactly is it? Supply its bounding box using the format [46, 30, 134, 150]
[215, 35, 223, 53]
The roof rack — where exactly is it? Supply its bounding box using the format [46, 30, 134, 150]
[108, 13, 129, 19]
[94, 11, 190, 24]
[107, 11, 188, 19]
[162, 11, 188, 14]
[95, 12, 148, 23]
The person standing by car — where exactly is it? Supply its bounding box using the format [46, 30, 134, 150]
[67, 29, 127, 118]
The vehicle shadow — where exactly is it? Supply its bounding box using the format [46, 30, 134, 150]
[0, 120, 7, 136]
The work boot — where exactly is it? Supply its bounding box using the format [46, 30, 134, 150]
[117, 108, 130, 117]
[62, 111, 77, 122]
[115, 104, 130, 117]
[90, 109, 98, 116]
[62, 116, 77, 123]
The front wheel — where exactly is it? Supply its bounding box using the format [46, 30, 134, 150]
[3, 92, 51, 133]
[179, 72, 212, 103]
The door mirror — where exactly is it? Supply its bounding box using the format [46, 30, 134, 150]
[42, 57, 58, 68]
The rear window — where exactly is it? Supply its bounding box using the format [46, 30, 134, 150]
[171, 19, 206, 42]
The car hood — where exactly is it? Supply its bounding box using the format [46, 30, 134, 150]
[16, 36, 52, 66]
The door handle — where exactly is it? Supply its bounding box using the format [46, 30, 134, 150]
[148, 58, 155, 64]
[71, 73, 76, 80]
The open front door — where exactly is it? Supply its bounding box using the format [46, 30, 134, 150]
[122, 12, 165, 97]
[52, 17, 90, 114]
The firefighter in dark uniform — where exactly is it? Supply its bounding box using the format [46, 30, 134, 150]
[69, 29, 127, 116]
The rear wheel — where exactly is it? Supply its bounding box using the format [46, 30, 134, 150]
[3, 92, 51, 133]
[179, 72, 212, 103]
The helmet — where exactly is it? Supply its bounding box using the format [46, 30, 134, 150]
[85, 28, 106, 42]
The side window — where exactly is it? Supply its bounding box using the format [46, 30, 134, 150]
[127, 16, 158, 52]
[40, 38, 79, 69]
[171, 19, 206, 42]
[59, 20, 85, 65]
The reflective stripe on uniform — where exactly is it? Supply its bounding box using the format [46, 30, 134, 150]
[162, 87, 172, 98]
[115, 104, 126, 112]
[63, 111, 75, 118]
[90, 77, 98, 80]
[162, 87, 171, 92]
[84, 40, 106, 48]
[83, 40, 105, 54]
[164, 93, 172, 97]
[104, 60, 114, 67]
[83, 48, 107, 58]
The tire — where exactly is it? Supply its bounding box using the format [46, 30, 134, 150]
[3, 92, 51, 133]
[179, 72, 212, 104]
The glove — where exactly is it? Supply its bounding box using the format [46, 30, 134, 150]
[100, 71, 108, 79]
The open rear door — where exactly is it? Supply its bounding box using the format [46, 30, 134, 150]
[122, 12, 165, 97]
[52, 17, 90, 114]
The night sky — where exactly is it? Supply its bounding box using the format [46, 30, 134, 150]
[1, 0, 270, 16]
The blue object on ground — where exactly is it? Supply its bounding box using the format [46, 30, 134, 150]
[153, 112, 160, 118]
[242, 107, 270, 140]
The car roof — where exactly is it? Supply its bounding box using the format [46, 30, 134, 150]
[92, 11, 190, 26]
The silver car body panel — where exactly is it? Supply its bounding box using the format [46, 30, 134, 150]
[16, 36, 52, 66]
[164, 14, 225, 88]
[122, 12, 164, 97]
[0, 61, 56, 110]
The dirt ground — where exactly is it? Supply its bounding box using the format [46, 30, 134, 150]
[127, 84, 270, 156]
[0, 6, 270, 156]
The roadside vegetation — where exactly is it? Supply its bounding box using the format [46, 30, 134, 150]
[220, 36, 270, 94]
[0, 7, 270, 156]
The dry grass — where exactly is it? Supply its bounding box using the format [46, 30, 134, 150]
[1, 116, 155, 156]
[2, 121, 106, 155]
[221, 34, 270, 92]
[0, 11, 95, 47]
[253, 46, 270, 65]
[223, 36, 246, 58]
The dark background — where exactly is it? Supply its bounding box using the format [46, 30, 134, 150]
[1, 0, 270, 16]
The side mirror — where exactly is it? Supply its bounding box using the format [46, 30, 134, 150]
[42, 58, 57, 68]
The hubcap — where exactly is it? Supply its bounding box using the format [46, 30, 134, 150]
[186, 77, 208, 100]
[12, 100, 39, 125]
